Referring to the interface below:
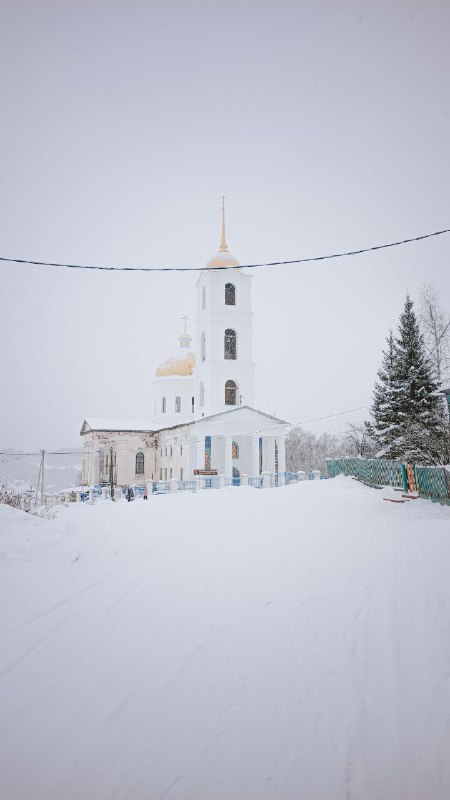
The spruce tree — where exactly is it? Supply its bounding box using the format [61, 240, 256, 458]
[370, 330, 398, 459]
[370, 296, 449, 464]
[391, 295, 447, 464]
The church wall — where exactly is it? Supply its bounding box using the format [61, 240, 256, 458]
[81, 430, 155, 488]
[155, 427, 191, 481]
[153, 375, 195, 428]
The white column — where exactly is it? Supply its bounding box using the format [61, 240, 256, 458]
[262, 471, 271, 489]
[91, 442, 98, 485]
[196, 436, 205, 471]
[224, 436, 233, 479]
[263, 437, 276, 473]
[276, 436, 286, 473]
[251, 434, 260, 477]
[82, 445, 87, 484]
[86, 443, 93, 485]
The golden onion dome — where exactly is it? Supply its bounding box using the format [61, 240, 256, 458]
[206, 249, 240, 269]
[155, 351, 196, 378]
[155, 322, 196, 377]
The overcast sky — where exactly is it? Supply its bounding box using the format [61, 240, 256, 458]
[1, 0, 449, 450]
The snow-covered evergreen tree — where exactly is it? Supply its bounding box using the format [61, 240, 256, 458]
[371, 295, 449, 464]
[369, 329, 398, 459]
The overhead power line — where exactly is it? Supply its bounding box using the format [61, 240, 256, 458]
[1, 227, 449, 273]
[0, 405, 369, 458]
[0, 454, 33, 464]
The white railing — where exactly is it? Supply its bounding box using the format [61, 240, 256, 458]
[49, 469, 323, 504]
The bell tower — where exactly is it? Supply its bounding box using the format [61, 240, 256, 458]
[195, 199, 255, 417]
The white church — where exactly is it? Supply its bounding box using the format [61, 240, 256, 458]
[80, 204, 290, 489]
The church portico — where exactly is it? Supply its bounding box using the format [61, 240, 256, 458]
[185, 406, 289, 480]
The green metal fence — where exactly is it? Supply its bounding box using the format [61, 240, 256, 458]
[327, 458, 450, 503]
[414, 466, 450, 501]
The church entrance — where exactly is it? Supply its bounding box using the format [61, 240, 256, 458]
[232, 466, 240, 487]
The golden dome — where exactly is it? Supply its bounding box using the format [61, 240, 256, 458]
[155, 352, 196, 378]
[155, 320, 196, 377]
[206, 249, 240, 269]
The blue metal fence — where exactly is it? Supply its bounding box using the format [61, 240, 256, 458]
[147, 470, 305, 496]
[177, 480, 197, 492]
[199, 476, 220, 489]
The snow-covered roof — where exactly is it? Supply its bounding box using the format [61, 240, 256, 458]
[81, 418, 156, 434]
[81, 406, 290, 436]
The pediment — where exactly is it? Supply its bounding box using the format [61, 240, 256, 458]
[198, 405, 289, 426]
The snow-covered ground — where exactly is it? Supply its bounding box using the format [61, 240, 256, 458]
[1, 478, 450, 800]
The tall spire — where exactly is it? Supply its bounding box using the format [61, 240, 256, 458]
[219, 195, 228, 251]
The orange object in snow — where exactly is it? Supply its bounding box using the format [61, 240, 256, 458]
[406, 463, 416, 492]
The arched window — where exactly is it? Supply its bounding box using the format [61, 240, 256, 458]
[162, 397, 166, 413]
[232, 441, 239, 459]
[201, 331, 206, 362]
[135, 452, 144, 475]
[202, 286, 206, 309]
[191, 396, 195, 413]
[199, 382, 204, 407]
[175, 396, 181, 413]
[225, 283, 236, 305]
[224, 328, 237, 360]
[225, 380, 237, 405]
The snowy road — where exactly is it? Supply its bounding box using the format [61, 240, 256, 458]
[1, 478, 450, 800]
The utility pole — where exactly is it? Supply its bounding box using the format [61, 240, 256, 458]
[109, 445, 114, 500]
[41, 449, 45, 506]
[35, 448, 45, 506]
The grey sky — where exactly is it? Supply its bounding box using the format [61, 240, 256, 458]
[1, 0, 449, 450]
